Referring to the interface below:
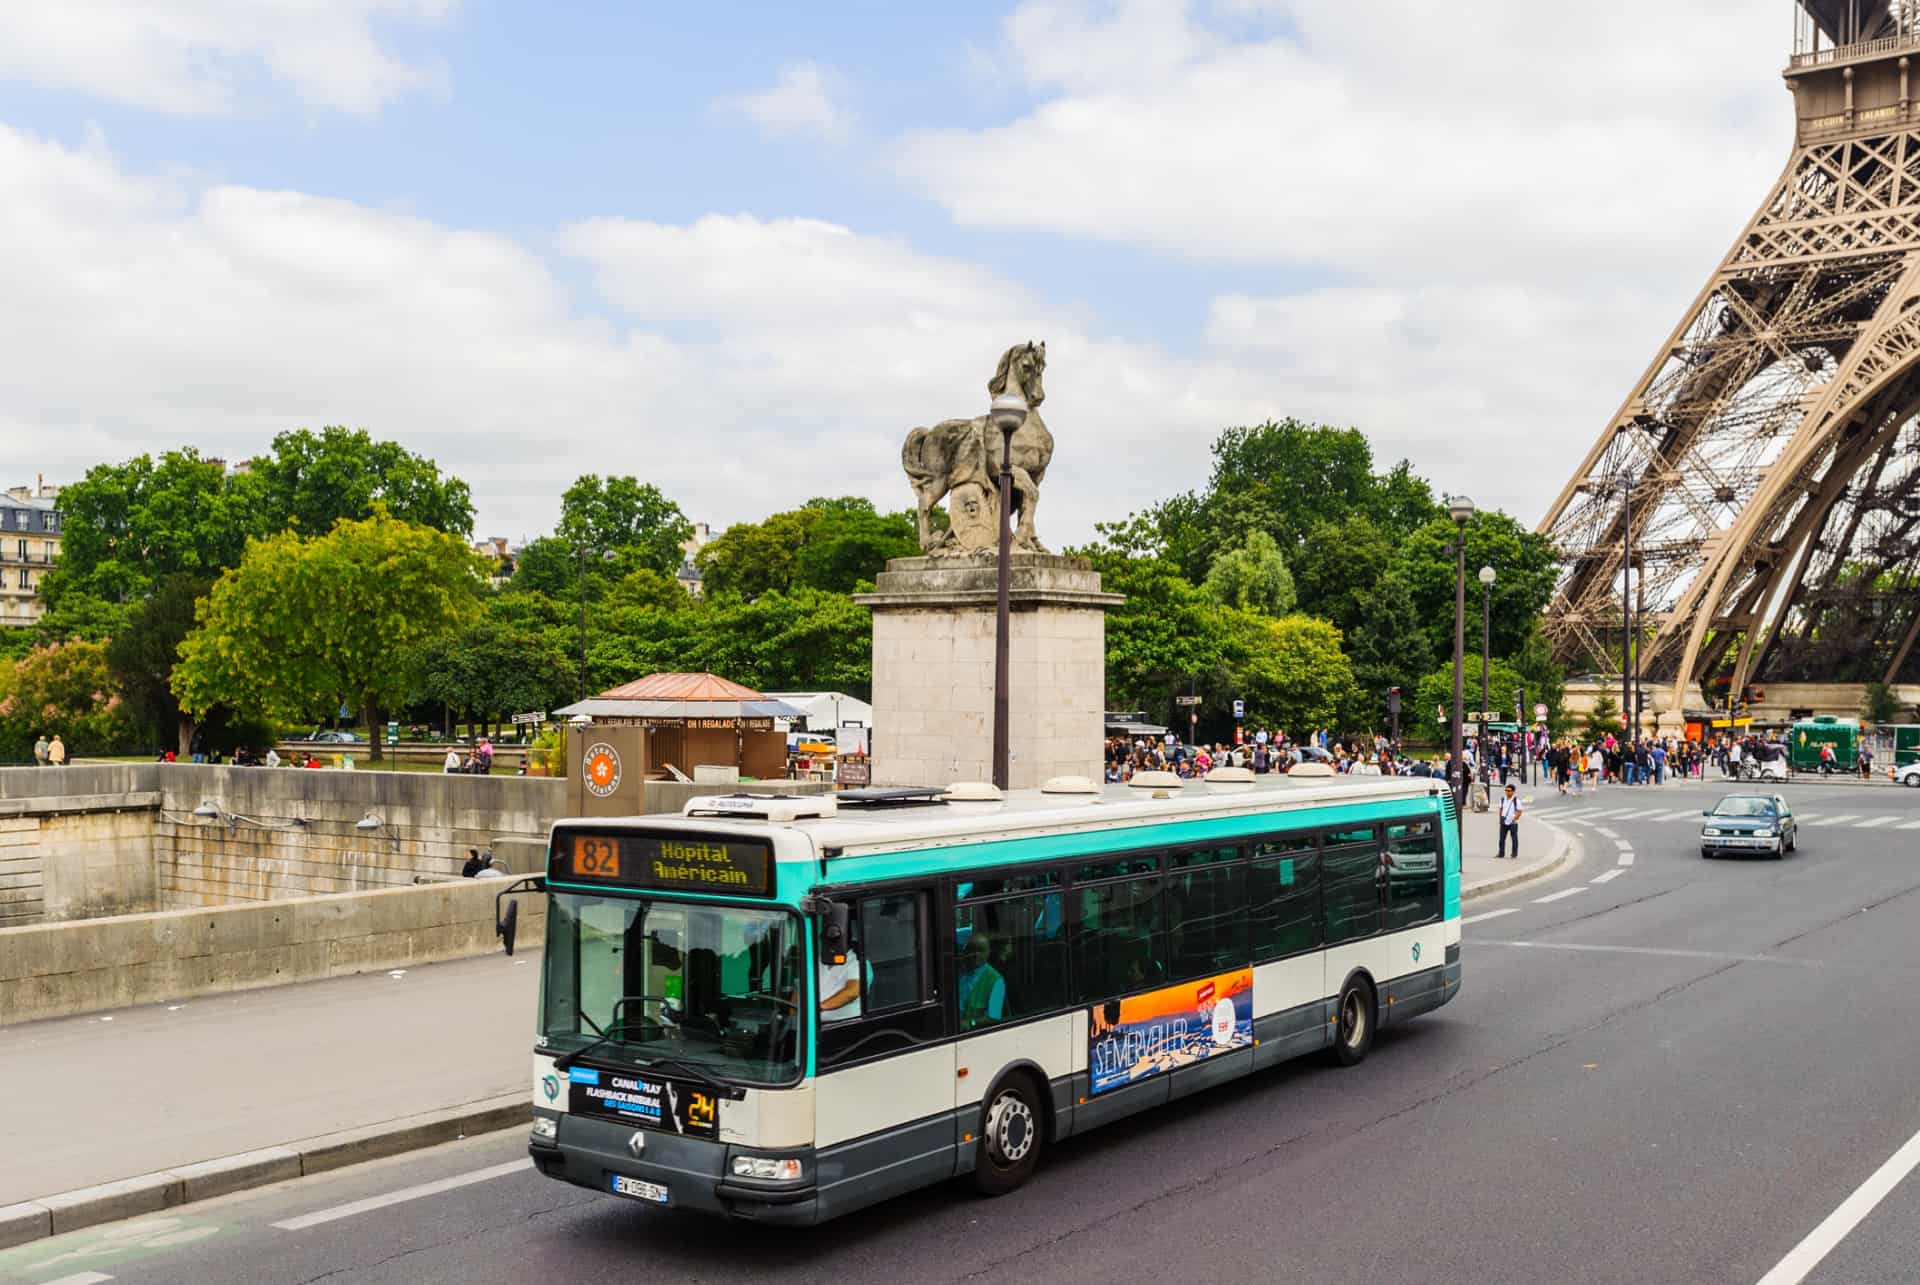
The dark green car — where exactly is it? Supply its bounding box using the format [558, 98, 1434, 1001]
[1701, 793, 1796, 859]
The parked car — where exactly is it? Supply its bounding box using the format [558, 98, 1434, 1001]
[1896, 761, 1920, 788]
[308, 729, 365, 743]
[1701, 793, 1796, 859]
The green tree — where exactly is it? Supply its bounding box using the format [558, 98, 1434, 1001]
[40, 449, 262, 609]
[1343, 569, 1436, 727]
[1289, 514, 1396, 634]
[1203, 530, 1297, 616]
[31, 593, 132, 647]
[173, 512, 484, 760]
[505, 536, 580, 599]
[0, 640, 139, 762]
[1076, 545, 1236, 725]
[1388, 511, 1560, 664]
[1413, 655, 1527, 741]
[1863, 680, 1905, 725]
[1232, 613, 1356, 735]
[1512, 622, 1568, 732]
[251, 427, 474, 537]
[415, 610, 574, 737]
[105, 573, 209, 756]
[1582, 693, 1624, 741]
[558, 475, 694, 577]
[696, 500, 919, 600]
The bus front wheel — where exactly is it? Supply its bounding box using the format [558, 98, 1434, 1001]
[1330, 975, 1376, 1067]
[972, 1073, 1045, 1196]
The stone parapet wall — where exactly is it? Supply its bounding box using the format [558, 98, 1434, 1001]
[0, 877, 547, 1026]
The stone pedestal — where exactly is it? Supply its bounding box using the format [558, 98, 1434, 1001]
[853, 554, 1123, 791]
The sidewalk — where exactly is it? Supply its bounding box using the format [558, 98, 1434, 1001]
[1456, 794, 1576, 901]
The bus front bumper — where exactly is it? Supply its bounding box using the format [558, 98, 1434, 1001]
[529, 1112, 821, 1225]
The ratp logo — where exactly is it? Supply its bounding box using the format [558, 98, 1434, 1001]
[583, 742, 622, 798]
[1411, 942, 1422, 963]
[541, 1074, 560, 1103]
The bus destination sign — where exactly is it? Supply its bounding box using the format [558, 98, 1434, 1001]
[556, 831, 775, 898]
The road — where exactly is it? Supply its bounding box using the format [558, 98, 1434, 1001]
[7, 775, 1920, 1285]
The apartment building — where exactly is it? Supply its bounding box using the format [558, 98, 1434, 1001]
[0, 477, 61, 629]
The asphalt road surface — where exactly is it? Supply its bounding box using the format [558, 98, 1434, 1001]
[8, 775, 1920, 1285]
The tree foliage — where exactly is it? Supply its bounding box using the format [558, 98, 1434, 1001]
[0, 640, 138, 761]
[697, 498, 919, 600]
[1413, 655, 1528, 741]
[1203, 530, 1296, 616]
[415, 607, 575, 732]
[106, 573, 209, 754]
[250, 427, 474, 537]
[559, 474, 694, 578]
[173, 512, 484, 758]
[1232, 613, 1356, 733]
[1389, 510, 1560, 664]
[1863, 680, 1905, 725]
[41, 449, 260, 609]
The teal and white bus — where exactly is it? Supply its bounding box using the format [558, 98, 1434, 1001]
[499, 771, 1461, 1224]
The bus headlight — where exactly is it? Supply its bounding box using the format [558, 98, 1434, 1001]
[531, 1116, 558, 1141]
[731, 1156, 803, 1181]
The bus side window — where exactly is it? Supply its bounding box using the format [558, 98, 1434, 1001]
[954, 892, 1067, 1030]
[856, 892, 926, 1013]
[1384, 819, 1441, 931]
[1249, 836, 1320, 960]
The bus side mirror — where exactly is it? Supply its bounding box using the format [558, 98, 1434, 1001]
[816, 900, 851, 967]
[498, 899, 521, 957]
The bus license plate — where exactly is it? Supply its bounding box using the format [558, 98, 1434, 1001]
[610, 1174, 670, 1204]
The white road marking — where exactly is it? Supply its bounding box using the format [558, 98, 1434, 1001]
[1592, 868, 1626, 884]
[272, 1160, 530, 1231]
[1753, 1120, 1920, 1285]
[1899, 819, 1920, 830]
[1614, 838, 1633, 850]
[1596, 827, 1621, 838]
[1656, 809, 1704, 821]
[1853, 816, 1895, 829]
[1533, 886, 1588, 904]
[43, 1274, 114, 1285]
[1617, 851, 1635, 865]
[1460, 908, 1519, 925]
[1817, 814, 1862, 826]
[1792, 814, 1821, 824]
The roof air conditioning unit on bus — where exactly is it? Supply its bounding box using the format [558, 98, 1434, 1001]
[683, 793, 838, 822]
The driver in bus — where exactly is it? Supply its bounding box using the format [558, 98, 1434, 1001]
[818, 946, 863, 1023]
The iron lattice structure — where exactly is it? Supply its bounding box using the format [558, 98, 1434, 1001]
[1542, 3, 1920, 710]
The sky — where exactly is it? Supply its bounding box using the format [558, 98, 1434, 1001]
[0, 0, 1798, 549]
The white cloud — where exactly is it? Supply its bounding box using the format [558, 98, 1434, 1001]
[0, 0, 454, 117]
[888, 0, 1798, 519]
[0, 124, 1240, 549]
[714, 62, 855, 144]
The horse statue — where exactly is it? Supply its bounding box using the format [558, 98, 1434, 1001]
[901, 341, 1055, 556]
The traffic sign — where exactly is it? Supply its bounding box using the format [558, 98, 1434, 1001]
[1533, 703, 1549, 720]
[1174, 695, 1202, 706]
[512, 711, 547, 726]
[1232, 699, 1245, 719]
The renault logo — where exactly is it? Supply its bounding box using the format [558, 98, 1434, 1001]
[627, 1131, 646, 1158]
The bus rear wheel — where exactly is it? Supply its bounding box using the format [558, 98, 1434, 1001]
[972, 1074, 1044, 1196]
[1330, 975, 1376, 1067]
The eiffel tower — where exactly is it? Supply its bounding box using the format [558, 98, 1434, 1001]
[1541, 1, 1920, 718]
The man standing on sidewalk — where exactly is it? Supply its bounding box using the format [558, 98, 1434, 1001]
[1498, 784, 1523, 859]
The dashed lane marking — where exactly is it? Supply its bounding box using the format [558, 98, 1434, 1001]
[1596, 827, 1621, 839]
[43, 1274, 114, 1285]
[1592, 868, 1626, 884]
[1819, 814, 1863, 826]
[1899, 819, 1920, 830]
[1854, 816, 1895, 829]
[1460, 907, 1519, 926]
[272, 1160, 530, 1232]
[1618, 851, 1635, 865]
[1533, 886, 1588, 904]
[1754, 1120, 1920, 1285]
[1614, 838, 1633, 850]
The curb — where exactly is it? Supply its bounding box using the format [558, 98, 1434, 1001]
[0, 1094, 530, 1250]
[1461, 820, 1577, 902]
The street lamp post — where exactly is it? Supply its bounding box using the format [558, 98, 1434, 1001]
[989, 390, 1028, 791]
[1478, 564, 1496, 781]
[1447, 496, 1476, 834]
[575, 544, 616, 704]
[1619, 472, 1634, 740]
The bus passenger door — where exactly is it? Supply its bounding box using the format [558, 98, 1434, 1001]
[812, 889, 954, 1219]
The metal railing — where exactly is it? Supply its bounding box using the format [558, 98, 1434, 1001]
[1790, 31, 1920, 69]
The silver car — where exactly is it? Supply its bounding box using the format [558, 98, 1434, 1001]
[1701, 793, 1796, 859]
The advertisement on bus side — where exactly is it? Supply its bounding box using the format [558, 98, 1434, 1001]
[1087, 969, 1253, 1095]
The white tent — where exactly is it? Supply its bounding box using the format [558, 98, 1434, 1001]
[765, 691, 873, 734]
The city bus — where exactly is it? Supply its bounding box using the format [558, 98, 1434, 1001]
[496, 770, 1462, 1224]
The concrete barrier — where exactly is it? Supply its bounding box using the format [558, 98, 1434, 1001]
[0, 877, 546, 1026]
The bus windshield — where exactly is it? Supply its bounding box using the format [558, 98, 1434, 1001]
[540, 892, 804, 1086]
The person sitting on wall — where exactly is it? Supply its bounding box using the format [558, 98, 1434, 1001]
[462, 847, 485, 877]
[444, 747, 461, 774]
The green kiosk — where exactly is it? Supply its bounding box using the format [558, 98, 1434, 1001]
[1788, 716, 1861, 773]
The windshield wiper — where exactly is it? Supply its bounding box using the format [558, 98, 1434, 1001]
[639, 1055, 740, 1093]
[550, 994, 673, 1073]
